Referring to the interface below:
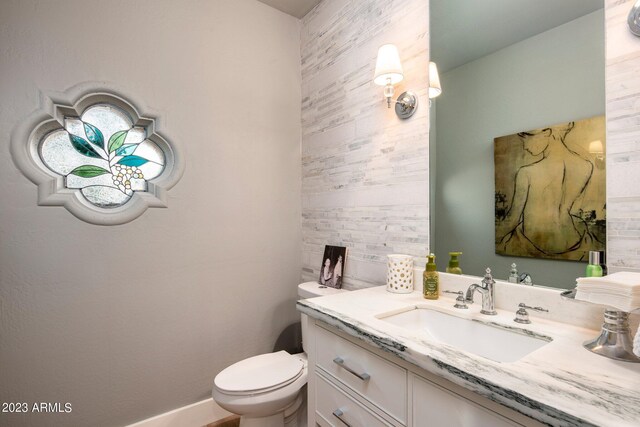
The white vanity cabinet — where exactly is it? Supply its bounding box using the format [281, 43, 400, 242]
[307, 320, 544, 427]
[410, 374, 522, 427]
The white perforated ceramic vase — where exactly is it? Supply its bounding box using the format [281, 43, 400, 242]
[386, 254, 414, 293]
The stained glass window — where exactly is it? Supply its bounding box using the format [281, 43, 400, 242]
[39, 104, 165, 208]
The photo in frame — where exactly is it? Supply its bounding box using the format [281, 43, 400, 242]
[318, 245, 347, 289]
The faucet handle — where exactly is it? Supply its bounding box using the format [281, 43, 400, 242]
[514, 303, 549, 324]
[444, 290, 468, 309]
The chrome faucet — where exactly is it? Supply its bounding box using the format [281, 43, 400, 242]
[465, 268, 497, 315]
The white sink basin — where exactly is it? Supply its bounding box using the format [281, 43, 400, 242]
[377, 307, 551, 363]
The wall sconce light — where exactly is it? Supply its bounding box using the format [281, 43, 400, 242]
[428, 61, 442, 100]
[374, 44, 418, 119]
[589, 139, 605, 169]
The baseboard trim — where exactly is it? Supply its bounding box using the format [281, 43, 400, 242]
[126, 398, 232, 427]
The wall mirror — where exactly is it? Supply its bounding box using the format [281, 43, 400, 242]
[429, 0, 605, 289]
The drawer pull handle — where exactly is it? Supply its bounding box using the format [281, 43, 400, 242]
[333, 357, 371, 381]
[332, 408, 352, 426]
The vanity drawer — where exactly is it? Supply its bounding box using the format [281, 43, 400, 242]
[315, 325, 407, 424]
[316, 373, 391, 427]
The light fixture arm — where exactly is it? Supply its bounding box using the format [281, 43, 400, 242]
[384, 78, 395, 108]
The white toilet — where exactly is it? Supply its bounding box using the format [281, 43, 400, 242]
[212, 282, 347, 427]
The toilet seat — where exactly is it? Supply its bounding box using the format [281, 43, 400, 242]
[214, 351, 304, 396]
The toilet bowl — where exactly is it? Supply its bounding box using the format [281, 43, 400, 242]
[212, 282, 347, 427]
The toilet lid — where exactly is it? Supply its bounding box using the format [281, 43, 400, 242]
[214, 351, 304, 394]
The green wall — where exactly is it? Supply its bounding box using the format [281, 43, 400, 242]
[432, 10, 605, 288]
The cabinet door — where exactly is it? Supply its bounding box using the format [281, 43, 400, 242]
[411, 375, 521, 427]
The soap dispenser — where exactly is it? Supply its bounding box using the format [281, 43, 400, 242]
[423, 254, 439, 300]
[446, 252, 463, 274]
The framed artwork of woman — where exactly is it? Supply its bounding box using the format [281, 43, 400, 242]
[494, 116, 606, 261]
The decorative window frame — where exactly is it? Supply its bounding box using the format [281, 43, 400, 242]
[11, 83, 184, 225]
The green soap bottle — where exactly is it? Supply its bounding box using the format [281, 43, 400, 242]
[423, 254, 439, 300]
[446, 252, 463, 274]
[586, 251, 603, 277]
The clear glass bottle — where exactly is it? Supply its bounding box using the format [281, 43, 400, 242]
[598, 250, 608, 276]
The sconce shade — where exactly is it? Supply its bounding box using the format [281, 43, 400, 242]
[428, 61, 442, 99]
[374, 44, 404, 86]
[589, 139, 604, 154]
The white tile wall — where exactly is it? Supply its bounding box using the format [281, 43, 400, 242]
[606, 0, 640, 272]
[300, 0, 430, 289]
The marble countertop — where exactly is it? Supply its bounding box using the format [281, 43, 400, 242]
[297, 285, 640, 427]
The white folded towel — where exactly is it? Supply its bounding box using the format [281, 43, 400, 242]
[576, 272, 640, 293]
[575, 272, 640, 312]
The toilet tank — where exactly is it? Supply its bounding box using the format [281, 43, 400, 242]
[297, 282, 347, 353]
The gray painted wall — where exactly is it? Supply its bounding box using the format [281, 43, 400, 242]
[300, 0, 430, 290]
[433, 10, 605, 288]
[0, 0, 302, 425]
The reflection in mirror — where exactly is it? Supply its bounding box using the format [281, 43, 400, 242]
[429, 0, 605, 289]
